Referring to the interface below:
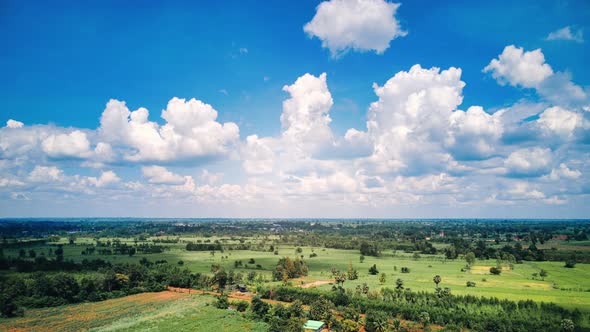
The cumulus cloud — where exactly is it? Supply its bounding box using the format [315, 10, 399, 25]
[89, 171, 121, 187]
[41, 130, 92, 159]
[546, 26, 584, 43]
[545, 163, 581, 181]
[537, 106, 583, 140]
[98, 97, 239, 162]
[304, 0, 406, 57]
[142, 166, 187, 185]
[485, 46, 589, 108]
[504, 147, 552, 177]
[446, 106, 503, 160]
[281, 72, 334, 153]
[28, 166, 64, 183]
[365, 64, 465, 174]
[483, 45, 553, 88]
[6, 119, 24, 128]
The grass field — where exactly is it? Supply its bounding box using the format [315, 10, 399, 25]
[4, 236, 590, 312]
[0, 292, 267, 332]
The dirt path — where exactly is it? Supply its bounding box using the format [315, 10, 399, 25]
[167, 286, 292, 306]
[296, 280, 333, 288]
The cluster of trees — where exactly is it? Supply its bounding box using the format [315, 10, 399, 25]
[185, 242, 223, 252]
[360, 241, 380, 257]
[0, 257, 203, 317]
[256, 286, 581, 332]
[272, 257, 308, 281]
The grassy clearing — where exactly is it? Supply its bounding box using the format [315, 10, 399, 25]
[5, 237, 590, 312]
[0, 292, 267, 332]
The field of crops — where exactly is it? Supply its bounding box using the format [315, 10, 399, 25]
[0, 291, 267, 332]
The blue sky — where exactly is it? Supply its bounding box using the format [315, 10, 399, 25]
[1, 0, 589, 218]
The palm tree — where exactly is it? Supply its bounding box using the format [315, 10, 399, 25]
[433, 275, 441, 287]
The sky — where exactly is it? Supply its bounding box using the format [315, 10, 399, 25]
[1, 0, 589, 218]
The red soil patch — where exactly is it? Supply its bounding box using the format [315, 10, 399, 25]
[296, 280, 332, 288]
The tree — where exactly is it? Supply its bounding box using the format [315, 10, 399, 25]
[365, 310, 389, 332]
[360, 255, 365, 263]
[561, 319, 575, 332]
[433, 275, 441, 287]
[465, 252, 476, 266]
[309, 296, 334, 322]
[251, 296, 270, 318]
[215, 295, 229, 309]
[539, 269, 548, 280]
[212, 270, 228, 291]
[347, 260, 358, 280]
[489, 266, 501, 275]
[565, 260, 576, 268]
[369, 264, 379, 275]
[395, 278, 404, 290]
[418, 311, 430, 330]
[379, 273, 386, 284]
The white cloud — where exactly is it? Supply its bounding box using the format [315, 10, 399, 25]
[281, 72, 334, 153]
[142, 166, 187, 185]
[200, 169, 223, 185]
[484, 45, 553, 88]
[546, 163, 581, 181]
[537, 106, 583, 140]
[365, 64, 465, 174]
[504, 147, 552, 177]
[242, 135, 276, 175]
[546, 26, 584, 43]
[41, 130, 92, 159]
[98, 98, 239, 162]
[304, 0, 406, 57]
[89, 171, 121, 187]
[446, 106, 503, 160]
[6, 119, 24, 128]
[28, 166, 64, 183]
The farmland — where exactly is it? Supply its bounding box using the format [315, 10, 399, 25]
[0, 291, 268, 332]
[1, 219, 589, 331]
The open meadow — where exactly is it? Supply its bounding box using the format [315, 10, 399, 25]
[0, 291, 268, 332]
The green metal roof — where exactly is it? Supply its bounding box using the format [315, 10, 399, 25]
[303, 320, 325, 329]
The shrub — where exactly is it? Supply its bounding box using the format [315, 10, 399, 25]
[401, 267, 410, 273]
[466, 281, 476, 287]
[234, 300, 249, 312]
[564, 260, 576, 268]
[368, 264, 379, 275]
[489, 267, 502, 275]
[215, 295, 229, 309]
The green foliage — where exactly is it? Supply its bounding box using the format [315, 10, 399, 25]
[369, 264, 379, 275]
[360, 242, 380, 257]
[309, 296, 335, 321]
[365, 310, 389, 332]
[234, 300, 249, 312]
[490, 266, 502, 275]
[564, 260, 576, 268]
[272, 256, 308, 281]
[433, 274, 441, 286]
[215, 295, 229, 309]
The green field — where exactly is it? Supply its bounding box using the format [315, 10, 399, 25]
[0, 291, 267, 332]
[4, 236, 590, 312]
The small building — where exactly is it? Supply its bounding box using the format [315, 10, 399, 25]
[303, 320, 325, 332]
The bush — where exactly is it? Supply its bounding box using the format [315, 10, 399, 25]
[489, 267, 502, 275]
[564, 260, 576, 268]
[234, 300, 249, 312]
[401, 267, 410, 273]
[466, 281, 476, 287]
[215, 295, 229, 309]
[368, 264, 379, 275]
